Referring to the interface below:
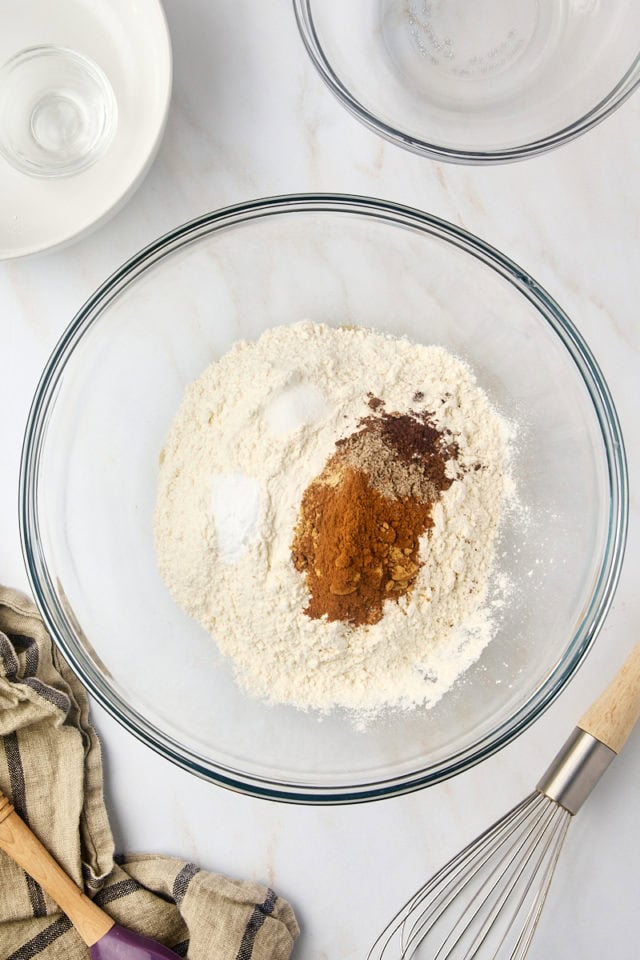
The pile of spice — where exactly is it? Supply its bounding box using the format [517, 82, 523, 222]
[292, 404, 460, 626]
[154, 320, 514, 718]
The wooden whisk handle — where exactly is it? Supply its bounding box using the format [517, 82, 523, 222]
[578, 638, 640, 754]
[0, 788, 114, 946]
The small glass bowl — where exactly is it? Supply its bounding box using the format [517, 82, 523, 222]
[0, 45, 116, 178]
[20, 196, 627, 803]
[293, 0, 640, 163]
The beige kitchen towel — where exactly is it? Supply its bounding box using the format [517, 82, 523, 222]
[0, 586, 299, 960]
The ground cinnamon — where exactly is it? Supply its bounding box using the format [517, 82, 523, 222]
[291, 465, 433, 626]
[291, 402, 459, 626]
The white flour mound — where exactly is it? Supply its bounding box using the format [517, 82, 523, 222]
[154, 321, 514, 716]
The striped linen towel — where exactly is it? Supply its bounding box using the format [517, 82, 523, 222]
[0, 587, 299, 960]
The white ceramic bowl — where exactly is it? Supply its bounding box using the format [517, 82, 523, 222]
[0, 0, 172, 259]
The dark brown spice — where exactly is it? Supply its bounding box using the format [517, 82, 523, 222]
[338, 409, 458, 493]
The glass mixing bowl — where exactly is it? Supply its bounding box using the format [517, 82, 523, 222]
[20, 195, 627, 803]
[293, 0, 640, 163]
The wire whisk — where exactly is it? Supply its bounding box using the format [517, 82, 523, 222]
[369, 636, 640, 960]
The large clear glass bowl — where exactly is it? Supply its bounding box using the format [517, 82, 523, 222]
[293, 0, 640, 163]
[20, 195, 627, 803]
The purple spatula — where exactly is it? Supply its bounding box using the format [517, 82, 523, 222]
[0, 789, 181, 958]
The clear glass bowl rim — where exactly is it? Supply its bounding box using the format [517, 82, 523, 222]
[19, 194, 628, 804]
[292, 0, 640, 164]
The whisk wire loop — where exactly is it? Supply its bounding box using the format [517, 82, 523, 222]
[405, 797, 546, 958]
[508, 807, 570, 960]
[464, 798, 569, 959]
[429, 795, 557, 959]
[369, 793, 571, 960]
[370, 796, 532, 960]
[438, 798, 555, 958]
[395, 795, 536, 957]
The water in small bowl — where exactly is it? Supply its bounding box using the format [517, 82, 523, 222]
[0, 45, 117, 178]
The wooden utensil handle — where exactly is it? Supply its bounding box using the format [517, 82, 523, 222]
[0, 789, 114, 946]
[579, 638, 640, 754]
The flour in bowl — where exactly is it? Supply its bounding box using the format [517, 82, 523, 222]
[154, 321, 514, 716]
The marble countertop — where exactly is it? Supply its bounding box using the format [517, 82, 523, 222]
[2, 1, 639, 957]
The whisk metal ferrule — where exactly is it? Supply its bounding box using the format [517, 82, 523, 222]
[536, 727, 616, 815]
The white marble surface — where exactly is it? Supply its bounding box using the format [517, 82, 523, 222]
[2, 1, 640, 957]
